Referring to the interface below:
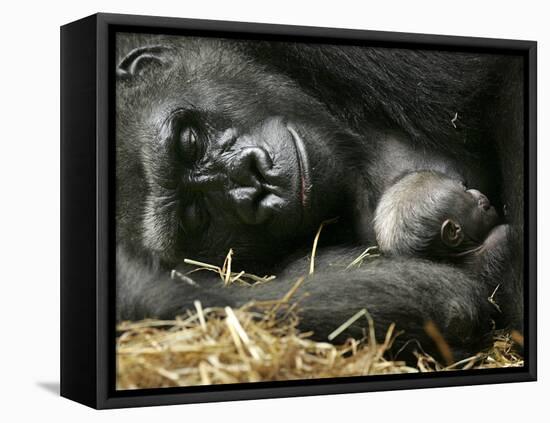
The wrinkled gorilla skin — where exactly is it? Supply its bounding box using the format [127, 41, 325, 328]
[116, 33, 524, 361]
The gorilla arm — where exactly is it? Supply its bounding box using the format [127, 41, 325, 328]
[464, 224, 520, 331]
[117, 247, 495, 361]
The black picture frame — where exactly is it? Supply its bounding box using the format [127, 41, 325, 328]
[60, 12, 537, 409]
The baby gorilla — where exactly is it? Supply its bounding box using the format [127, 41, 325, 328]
[374, 171, 509, 277]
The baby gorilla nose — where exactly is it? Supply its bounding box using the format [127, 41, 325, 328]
[467, 189, 491, 211]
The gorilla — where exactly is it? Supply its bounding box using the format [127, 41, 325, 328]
[373, 170, 509, 278]
[116, 33, 524, 362]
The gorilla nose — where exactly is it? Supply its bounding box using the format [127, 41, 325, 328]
[228, 146, 273, 187]
[226, 147, 281, 224]
[467, 189, 491, 211]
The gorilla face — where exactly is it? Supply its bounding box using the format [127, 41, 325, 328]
[448, 185, 500, 244]
[116, 37, 357, 265]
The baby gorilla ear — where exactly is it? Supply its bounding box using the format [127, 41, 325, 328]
[117, 45, 173, 80]
[441, 219, 464, 248]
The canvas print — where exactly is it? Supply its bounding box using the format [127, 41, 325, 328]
[115, 32, 525, 390]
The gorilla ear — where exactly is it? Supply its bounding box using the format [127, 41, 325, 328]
[117, 45, 173, 80]
[440, 219, 464, 248]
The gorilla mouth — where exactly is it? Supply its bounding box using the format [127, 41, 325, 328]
[287, 125, 311, 208]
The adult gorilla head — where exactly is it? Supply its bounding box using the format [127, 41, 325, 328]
[116, 35, 358, 266]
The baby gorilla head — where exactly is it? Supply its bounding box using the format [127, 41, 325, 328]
[374, 171, 501, 262]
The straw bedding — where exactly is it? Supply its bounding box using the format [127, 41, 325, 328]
[117, 226, 523, 390]
[116, 270, 523, 390]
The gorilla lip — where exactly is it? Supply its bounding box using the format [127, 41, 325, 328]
[287, 125, 311, 208]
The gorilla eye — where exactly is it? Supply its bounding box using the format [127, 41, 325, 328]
[178, 127, 201, 163]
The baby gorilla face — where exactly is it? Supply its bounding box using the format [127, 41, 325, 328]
[374, 170, 502, 258]
[443, 183, 500, 246]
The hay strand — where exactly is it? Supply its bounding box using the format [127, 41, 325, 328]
[309, 218, 338, 275]
[183, 250, 275, 286]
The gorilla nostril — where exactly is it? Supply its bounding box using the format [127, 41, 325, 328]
[248, 148, 273, 181]
[247, 155, 265, 184]
[230, 147, 273, 188]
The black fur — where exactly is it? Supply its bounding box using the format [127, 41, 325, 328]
[115, 33, 524, 362]
[117, 247, 494, 361]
